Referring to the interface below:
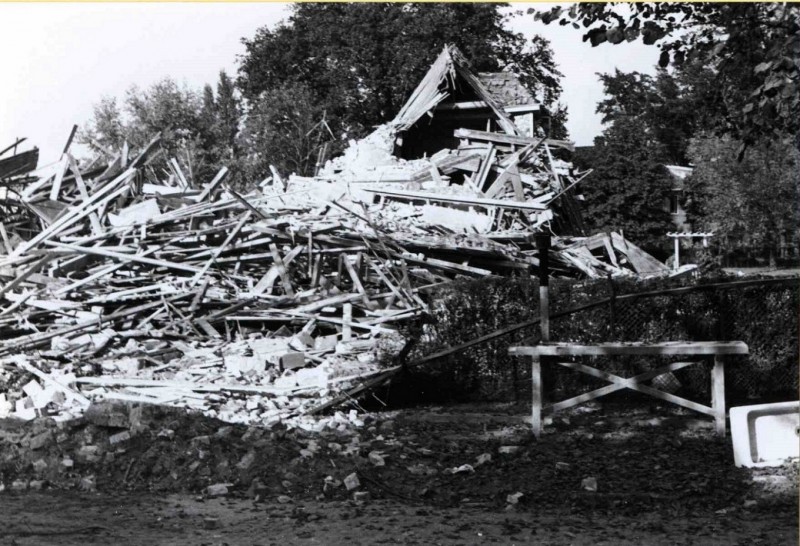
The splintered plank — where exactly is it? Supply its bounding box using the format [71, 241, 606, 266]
[46, 241, 203, 274]
[190, 210, 252, 285]
[197, 167, 230, 202]
[48, 155, 69, 202]
[610, 232, 669, 275]
[473, 144, 496, 192]
[342, 253, 371, 307]
[362, 188, 546, 211]
[189, 279, 211, 312]
[0, 222, 12, 255]
[454, 128, 575, 151]
[269, 243, 295, 296]
[0, 294, 191, 357]
[170, 158, 190, 189]
[486, 162, 525, 200]
[10, 169, 135, 259]
[68, 155, 104, 235]
[253, 245, 304, 295]
[10, 356, 91, 407]
[0, 255, 54, 299]
[310, 254, 322, 287]
[342, 303, 353, 341]
[509, 341, 749, 357]
[366, 256, 408, 306]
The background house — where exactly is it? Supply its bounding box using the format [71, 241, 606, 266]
[664, 164, 693, 232]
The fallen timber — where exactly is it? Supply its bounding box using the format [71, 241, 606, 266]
[0, 112, 673, 427]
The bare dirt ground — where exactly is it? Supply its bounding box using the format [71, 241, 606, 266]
[0, 491, 796, 546]
[1, 402, 797, 545]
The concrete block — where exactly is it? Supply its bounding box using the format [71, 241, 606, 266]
[237, 451, 256, 470]
[224, 355, 266, 374]
[14, 399, 37, 421]
[206, 483, 229, 497]
[280, 352, 306, 370]
[730, 401, 799, 468]
[344, 472, 360, 491]
[109, 430, 131, 445]
[84, 402, 129, 428]
[77, 445, 101, 463]
[29, 430, 53, 451]
[314, 335, 339, 352]
[0, 394, 11, 418]
[79, 475, 96, 491]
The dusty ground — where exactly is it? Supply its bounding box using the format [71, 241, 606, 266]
[0, 402, 797, 545]
[0, 491, 796, 546]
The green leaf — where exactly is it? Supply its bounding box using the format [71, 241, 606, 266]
[587, 28, 608, 47]
[606, 27, 625, 45]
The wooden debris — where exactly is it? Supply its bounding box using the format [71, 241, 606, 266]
[0, 85, 670, 423]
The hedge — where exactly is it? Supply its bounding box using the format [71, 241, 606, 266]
[398, 274, 798, 405]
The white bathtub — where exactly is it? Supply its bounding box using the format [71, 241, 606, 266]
[730, 401, 799, 468]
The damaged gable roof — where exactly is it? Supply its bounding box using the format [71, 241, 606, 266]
[390, 44, 519, 135]
[477, 71, 538, 108]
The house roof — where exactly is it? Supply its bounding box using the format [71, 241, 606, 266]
[390, 45, 518, 136]
[477, 71, 538, 108]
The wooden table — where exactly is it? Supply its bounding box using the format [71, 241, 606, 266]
[508, 341, 749, 438]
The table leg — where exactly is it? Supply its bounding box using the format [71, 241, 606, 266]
[531, 356, 542, 438]
[712, 356, 726, 437]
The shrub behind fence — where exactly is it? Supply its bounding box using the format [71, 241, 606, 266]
[405, 275, 798, 404]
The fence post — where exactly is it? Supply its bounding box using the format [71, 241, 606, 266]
[607, 273, 616, 338]
[536, 234, 550, 342]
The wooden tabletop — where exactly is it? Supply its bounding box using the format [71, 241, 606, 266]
[509, 341, 749, 357]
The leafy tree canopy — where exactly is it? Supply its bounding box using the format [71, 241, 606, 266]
[685, 136, 800, 265]
[573, 115, 675, 252]
[238, 3, 564, 141]
[80, 72, 241, 185]
[238, 83, 329, 181]
[595, 63, 719, 164]
[534, 2, 800, 152]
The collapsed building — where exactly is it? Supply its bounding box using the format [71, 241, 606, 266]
[0, 45, 670, 428]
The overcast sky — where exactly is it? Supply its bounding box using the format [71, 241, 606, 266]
[0, 3, 660, 166]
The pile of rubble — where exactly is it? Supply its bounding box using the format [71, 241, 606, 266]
[0, 46, 671, 428]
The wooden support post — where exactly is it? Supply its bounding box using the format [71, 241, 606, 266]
[712, 355, 726, 437]
[674, 237, 680, 272]
[342, 303, 353, 342]
[536, 233, 550, 342]
[531, 356, 542, 438]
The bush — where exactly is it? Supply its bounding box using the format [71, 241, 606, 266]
[401, 274, 798, 404]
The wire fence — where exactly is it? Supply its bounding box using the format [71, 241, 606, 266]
[407, 276, 799, 405]
[547, 277, 798, 403]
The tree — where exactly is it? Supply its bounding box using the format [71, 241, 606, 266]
[534, 3, 800, 153]
[595, 65, 719, 165]
[573, 115, 675, 253]
[81, 73, 242, 184]
[238, 83, 329, 179]
[238, 3, 564, 142]
[685, 136, 800, 266]
[213, 71, 242, 162]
